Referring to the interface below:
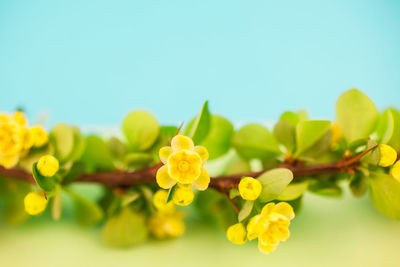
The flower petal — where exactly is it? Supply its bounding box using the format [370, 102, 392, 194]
[194, 146, 209, 163]
[258, 239, 278, 254]
[272, 202, 295, 220]
[246, 215, 262, 240]
[159, 146, 173, 164]
[192, 167, 210, 191]
[156, 165, 177, 189]
[261, 202, 276, 216]
[171, 135, 194, 151]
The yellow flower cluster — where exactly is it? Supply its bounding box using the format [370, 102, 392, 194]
[148, 190, 185, 239]
[24, 192, 48, 215]
[226, 202, 294, 254]
[156, 135, 210, 206]
[0, 111, 48, 169]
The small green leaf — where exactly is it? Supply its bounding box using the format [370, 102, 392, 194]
[66, 189, 104, 226]
[349, 173, 367, 198]
[257, 168, 294, 202]
[308, 180, 342, 197]
[185, 101, 211, 144]
[273, 119, 295, 153]
[124, 152, 153, 168]
[369, 172, 400, 220]
[280, 111, 308, 127]
[200, 115, 234, 159]
[32, 162, 57, 194]
[387, 108, 400, 151]
[295, 120, 331, 156]
[122, 110, 160, 151]
[68, 126, 85, 161]
[232, 124, 281, 160]
[50, 123, 74, 162]
[229, 188, 240, 199]
[361, 140, 380, 165]
[102, 207, 148, 247]
[277, 181, 308, 201]
[375, 109, 395, 144]
[121, 192, 140, 207]
[336, 89, 379, 143]
[80, 135, 114, 172]
[238, 200, 254, 222]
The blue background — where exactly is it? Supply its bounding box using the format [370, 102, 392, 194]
[1, 0, 399, 126]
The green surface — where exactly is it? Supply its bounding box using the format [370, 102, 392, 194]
[1, 187, 399, 267]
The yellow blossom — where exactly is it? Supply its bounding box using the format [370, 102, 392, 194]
[148, 210, 185, 239]
[247, 202, 295, 254]
[330, 123, 342, 147]
[24, 192, 47, 215]
[378, 144, 397, 167]
[172, 184, 195, 206]
[239, 176, 262, 200]
[30, 126, 49, 147]
[37, 155, 59, 177]
[156, 135, 210, 205]
[391, 160, 400, 182]
[226, 223, 247, 245]
[153, 189, 175, 213]
[0, 111, 49, 169]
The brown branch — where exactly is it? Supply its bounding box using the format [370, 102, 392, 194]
[0, 156, 360, 194]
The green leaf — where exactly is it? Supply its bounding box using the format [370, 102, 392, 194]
[102, 207, 148, 247]
[238, 200, 254, 222]
[80, 135, 114, 172]
[308, 180, 342, 197]
[124, 152, 153, 169]
[185, 101, 211, 144]
[257, 168, 294, 202]
[66, 189, 104, 226]
[336, 89, 379, 143]
[50, 123, 74, 162]
[229, 188, 240, 199]
[32, 162, 57, 194]
[277, 181, 308, 201]
[387, 108, 400, 151]
[232, 124, 281, 160]
[375, 109, 395, 144]
[273, 119, 295, 153]
[280, 111, 308, 127]
[122, 110, 160, 151]
[369, 172, 400, 220]
[361, 140, 380, 165]
[200, 115, 234, 159]
[68, 126, 85, 161]
[349, 173, 367, 198]
[295, 120, 331, 156]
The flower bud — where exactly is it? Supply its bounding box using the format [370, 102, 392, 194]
[226, 223, 247, 245]
[24, 192, 47, 215]
[378, 144, 397, 167]
[37, 155, 59, 177]
[172, 184, 194, 206]
[239, 176, 262, 200]
[153, 189, 175, 213]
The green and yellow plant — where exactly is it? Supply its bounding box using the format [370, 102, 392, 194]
[0, 89, 399, 254]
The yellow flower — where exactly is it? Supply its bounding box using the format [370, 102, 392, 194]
[30, 126, 49, 147]
[37, 155, 59, 177]
[13, 111, 28, 127]
[148, 210, 185, 239]
[24, 192, 47, 215]
[156, 135, 210, 205]
[391, 160, 400, 182]
[153, 189, 175, 213]
[239, 176, 262, 200]
[330, 123, 342, 147]
[172, 183, 195, 206]
[378, 144, 397, 167]
[226, 223, 247, 245]
[247, 202, 295, 254]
